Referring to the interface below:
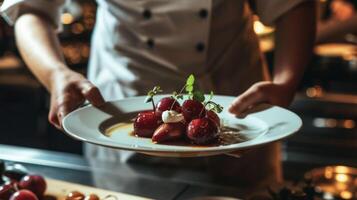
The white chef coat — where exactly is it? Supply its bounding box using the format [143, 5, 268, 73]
[1, 0, 308, 186]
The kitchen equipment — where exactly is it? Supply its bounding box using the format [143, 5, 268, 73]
[302, 43, 357, 92]
[304, 166, 357, 200]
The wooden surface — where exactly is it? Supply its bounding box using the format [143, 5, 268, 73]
[46, 178, 151, 200]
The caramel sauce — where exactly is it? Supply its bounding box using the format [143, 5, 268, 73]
[105, 122, 247, 147]
[104, 121, 133, 137]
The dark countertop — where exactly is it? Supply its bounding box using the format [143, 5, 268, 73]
[0, 145, 248, 199]
[0, 144, 356, 199]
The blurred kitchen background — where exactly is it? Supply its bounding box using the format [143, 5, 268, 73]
[0, 0, 356, 182]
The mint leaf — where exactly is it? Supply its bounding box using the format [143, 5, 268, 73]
[206, 101, 223, 113]
[185, 85, 194, 93]
[152, 86, 163, 94]
[186, 74, 195, 86]
[213, 104, 223, 113]
[145, 86, 162, 108]
[193, 91, 205, 102]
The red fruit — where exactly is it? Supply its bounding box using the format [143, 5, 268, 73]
[66, 191, 85, 200]
[187, 118, 219, 145]
[0, 182, 16, 200]
[134, 111, 162, 137]
[10, 190, 38, 200]
[84, 194, 100, 200]
[182, 100, 205, 122]
[152, 123, 185, 143]
[155, 97, 181, 118]
[206, 110, 220, 127]
[19, 175, 46, 197]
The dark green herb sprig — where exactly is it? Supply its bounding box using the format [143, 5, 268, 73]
[145, 86, 163, 110]
[170, 74, 224, 114]
[170, 74, 195, 110]
[205, 101, 224, 113]
[204, 91, 223, 113]
[184, 75, 205, 102]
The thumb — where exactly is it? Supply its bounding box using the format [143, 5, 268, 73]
[228, 87, 267, 116]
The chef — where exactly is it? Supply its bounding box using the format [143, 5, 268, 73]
[1, 0, 316, 186]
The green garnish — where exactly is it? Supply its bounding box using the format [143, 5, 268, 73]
[186, 74, 195, 86]
[205, 101, 224, 113]
[185, 74, 195, 97]
[192, 90, 205, 102]
[145, 86, 162, 110]
[207, 91, 214, 102]
[172, 91, 184, 100]
[148, 74, 223, 114]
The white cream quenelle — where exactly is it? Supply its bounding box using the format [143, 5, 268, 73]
[161, 110, 185, 124]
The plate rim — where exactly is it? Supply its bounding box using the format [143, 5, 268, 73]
[62, 95, 302, 155]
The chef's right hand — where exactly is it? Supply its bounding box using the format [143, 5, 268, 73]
[49, 69, 105, 129]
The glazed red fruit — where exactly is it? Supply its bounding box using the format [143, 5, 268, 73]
[0, 182, 16, 199]
[84, 194, 100, 200]
[66, 191, 85, 200]
[134, 111, 162, 137]
[152, 123, 185, 143]
[182, 100, 205, 122]
[10, 190, 38, 200]
[206, 110, 220, 127]
[187, 118, 219, 145]
[19, 175, 46, 197]
[155, 97, 181, 118]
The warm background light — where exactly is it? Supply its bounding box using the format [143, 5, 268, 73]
[61, 12, 74, 25]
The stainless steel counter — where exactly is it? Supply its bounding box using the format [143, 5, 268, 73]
[0, 145, 250, 199]
[1, 144, 356, 199]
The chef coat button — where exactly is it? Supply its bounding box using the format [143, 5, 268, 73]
[143, 9, 152, 19]
[147, 38, 155, 48]
[196, 42, 205, 52]
[199, 9, 208, 19]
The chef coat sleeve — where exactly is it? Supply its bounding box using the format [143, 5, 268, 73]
[255, 0, 312, 26]
[0, 0, 66, 31]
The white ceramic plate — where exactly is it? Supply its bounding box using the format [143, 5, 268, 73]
[62, 95, 302, 157]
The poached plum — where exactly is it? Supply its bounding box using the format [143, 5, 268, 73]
[18, 175, 46, 197]
[155, 97, 181, 118]
[182, 100, 205, 122]
[0, 182, 16, 200]
[84, 194, 100, 200]
[206, 110, 220, 127]
[66, 191, 85, 200]
[187, 118, 219, 145]
[10, 190, 38, 200]
[135, 75, 224, 145]
[134, 111, 162, 137]
[152, 122, 185, 143]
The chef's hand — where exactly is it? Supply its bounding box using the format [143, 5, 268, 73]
[228, 81, 295, 117]
[225, 81, 295, 158]
[49, 69, 105, 129]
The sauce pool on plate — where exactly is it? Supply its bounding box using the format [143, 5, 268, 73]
[104, 122, 247, 147]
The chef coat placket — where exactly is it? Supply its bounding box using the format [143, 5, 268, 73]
[103, 0, 212, 76]
[144, 0, 212, 76]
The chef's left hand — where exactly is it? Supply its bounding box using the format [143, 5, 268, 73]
[225, 81, 295, 158]
[228, 81, 295, 117]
